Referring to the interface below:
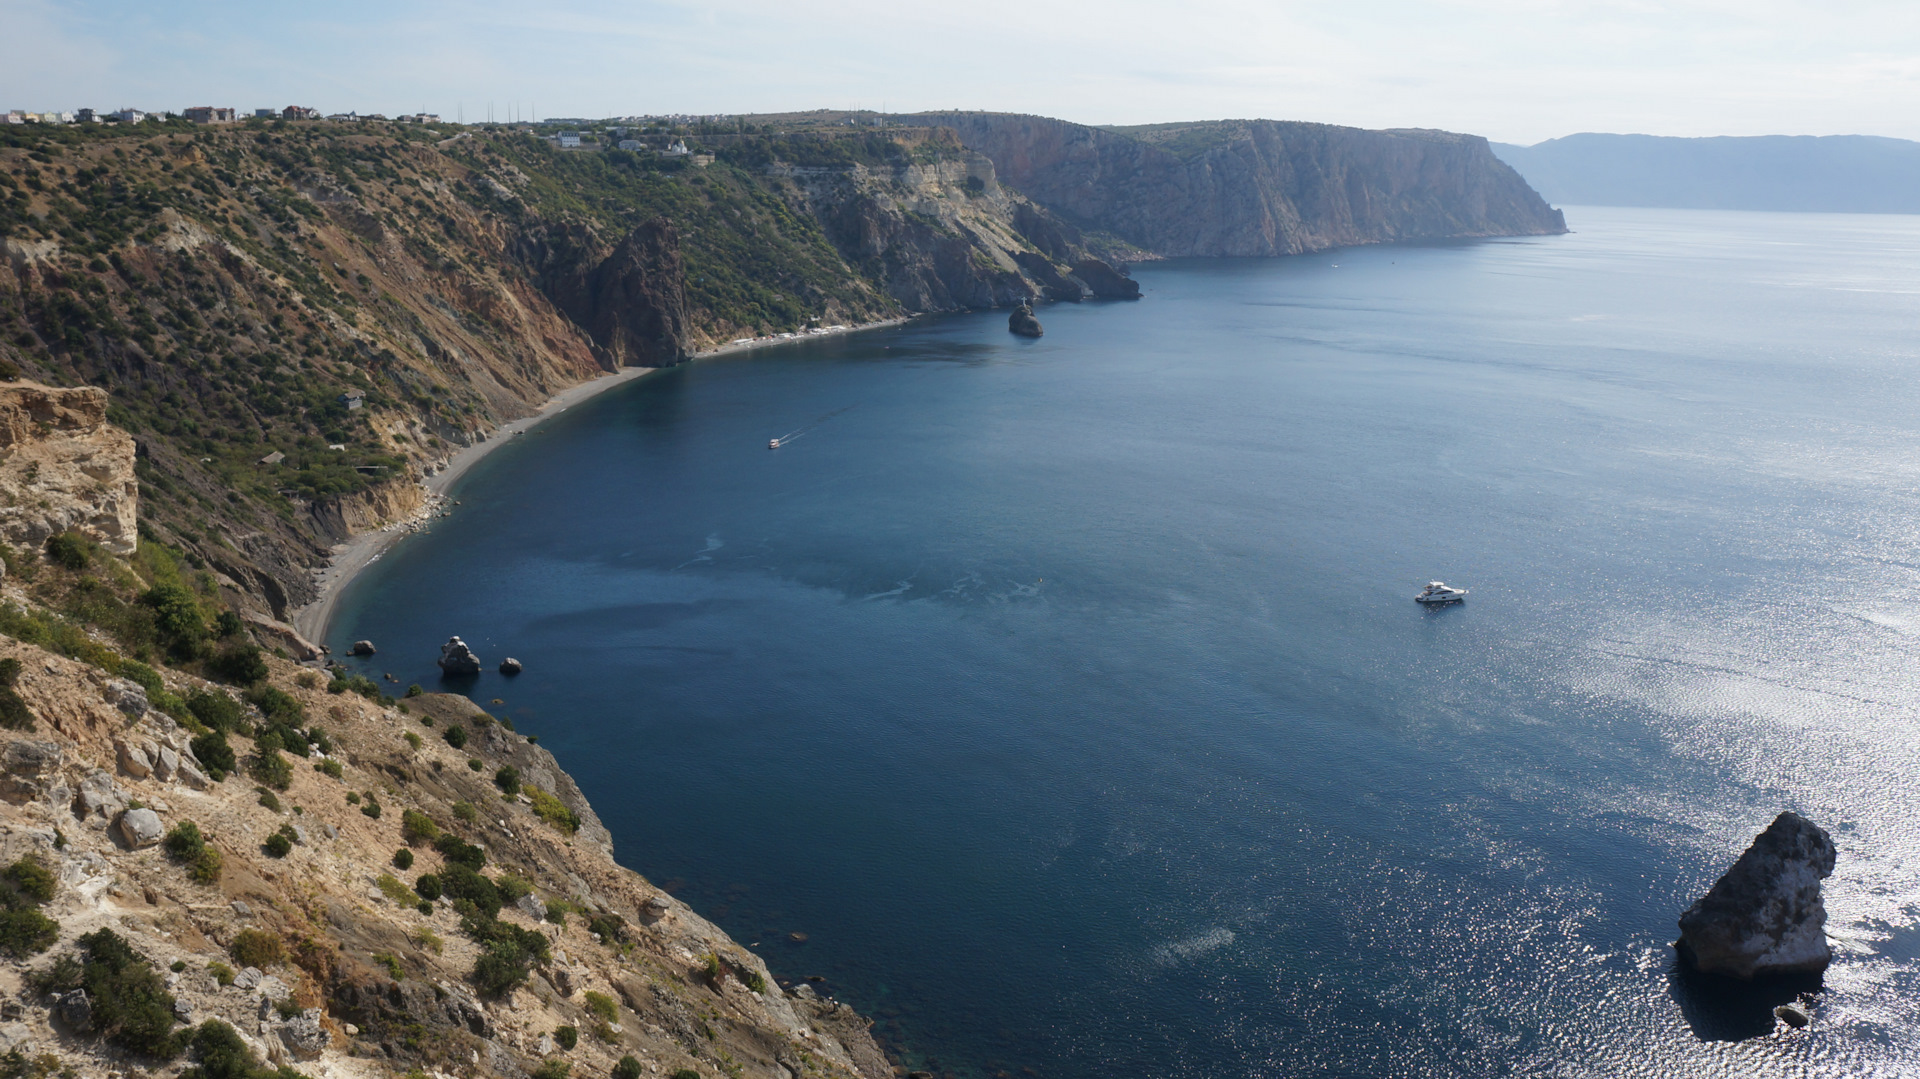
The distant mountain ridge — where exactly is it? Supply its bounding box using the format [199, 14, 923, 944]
[1491, 133, 1920, 213]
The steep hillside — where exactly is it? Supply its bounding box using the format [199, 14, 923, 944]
[0, 554, 893, 1079]
[0, 118, 1121, 622]
[902, 113, 1567, 256]
[1491, 132, 1920, 213]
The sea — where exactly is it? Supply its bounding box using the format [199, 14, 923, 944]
[331, 206, 1920, 1078]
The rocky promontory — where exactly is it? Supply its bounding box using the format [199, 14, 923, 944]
[902, 112, 1568, 257]
[1677, 811, 1836, 978]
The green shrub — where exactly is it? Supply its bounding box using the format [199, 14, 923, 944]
[527, 786, 581, 835]
[207, 643, 267, 685]
[375, 874, 416, 906]
[373, 952, 403, 980]
[392, 848, 414, 870]
[189, 730, 235, 774]
[494, 873, 532, 904]
[553, 1025, 578, 1050]
[207, 961, 235, 987]
[247, 749, 290, 791]
[2, 858, 56, 904]
[41, 929, 180, 1056]
[451, 801, 476, 823]
[263, 832, 291, 858]
[44, 531, 90, 571]
[227, 929, 283, 969]
[413, 874, 442, 902]
[530, 1061, 570, 1079]
[244, 685, 304, 725]
[401, 809, 440, 844]
[256, 789, 281, 813]
[163, 821, 206, 860]
[178, 1017, 304, 1079]
[433, 834, 486, 870]
[545, 899, 570, 926]
[402, 731, 422, 750]
[583, 991, 618, 1023]
[404, 683, 424, 698]
[442, 724, 467, 749]
[0, 905, 58, 958]
[162, 822, 222, 883]
[468, 758, 483, 771]
[493, 765, 520, 796]
[439, 864, 501, 919]
[313, 758, 342, 779]
[186, 690, 246, 733]
[614, 1058, 643, 1079]
[671, 1071, 700, 1079]
[466, 919, 550, 998]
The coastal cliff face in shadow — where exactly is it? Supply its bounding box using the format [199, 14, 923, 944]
[902, 113, 1568, 256]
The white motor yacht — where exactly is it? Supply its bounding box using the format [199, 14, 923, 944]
[768, 439, 780, 449]
[1415, 581, 1468, 604]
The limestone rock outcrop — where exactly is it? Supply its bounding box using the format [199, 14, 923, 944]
[437, 636, 482, 675]
[1677, 811, 1836, 978]
[0, 383, 138, 556]
[1008, 303, 1044, 337]
[112, 807, 164, 849]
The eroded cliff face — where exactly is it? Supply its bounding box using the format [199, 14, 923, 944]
[781, 148, 1141, 312]
[0, 383, 137, 556]
[517, 217, 693, 368]
[902, 113, 1567, 257]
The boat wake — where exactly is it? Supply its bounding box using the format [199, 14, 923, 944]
[770, 404, 858, 448]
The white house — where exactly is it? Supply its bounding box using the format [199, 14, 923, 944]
[663, 140, 690, 157]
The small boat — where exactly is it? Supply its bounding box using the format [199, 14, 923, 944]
[768, 439, 780, 449]
[1415, 581, 1468, 604]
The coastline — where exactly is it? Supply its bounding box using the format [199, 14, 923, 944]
[288, 364, 656, 646]
[287, 315, 915, 649]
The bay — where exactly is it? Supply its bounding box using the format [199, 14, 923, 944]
[332, 206, 1920, 1078]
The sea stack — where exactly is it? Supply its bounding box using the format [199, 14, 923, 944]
[1009, 302, 1044, 337]
[1677, 811, 1836, 978]
[437, 636, 482, 676]
[499, 657, 523, 676]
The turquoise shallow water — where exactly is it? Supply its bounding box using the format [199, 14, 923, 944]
[334, 206, 1920, 1078]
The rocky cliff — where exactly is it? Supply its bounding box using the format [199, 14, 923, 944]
[0, 383, 137, 557]
[0, 620, 891, 1079]
[900, 113, 1567, 256]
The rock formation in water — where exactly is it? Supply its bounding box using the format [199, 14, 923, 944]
[1008, 303, 1044, 337]
[1677, 811, 1836, 978]
[437, 635, 483, 675]
[901, 113, 1567, 257]
[1072, 257, 1143, 300]
[0, 383, 137, 556]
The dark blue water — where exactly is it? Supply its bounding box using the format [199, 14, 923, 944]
[334, 206, 1920, 1078]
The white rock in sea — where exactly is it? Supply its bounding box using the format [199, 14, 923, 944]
[1677, 811, 1835, 978]
[437, 636, 482, 676]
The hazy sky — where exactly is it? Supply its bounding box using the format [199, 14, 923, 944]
[5, 0, 1919, 144]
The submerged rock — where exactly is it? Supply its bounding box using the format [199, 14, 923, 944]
[437, 636, 482, 676]
[1677, 811, 1835, 978]
[1008, 302, 1044, 337]
[1775, 1002, 1811, 1028]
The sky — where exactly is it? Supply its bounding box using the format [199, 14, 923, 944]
[5, 0, 1920, 145]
